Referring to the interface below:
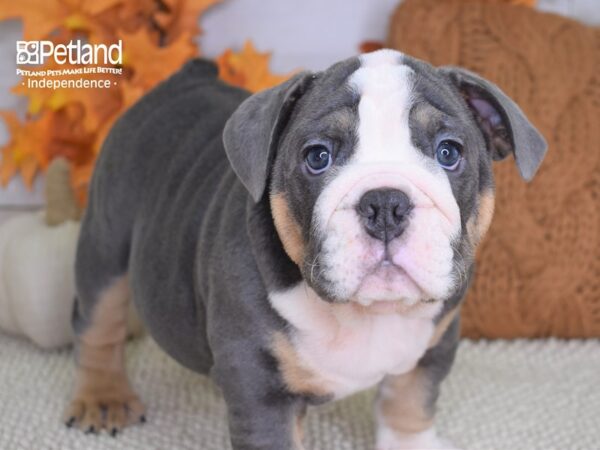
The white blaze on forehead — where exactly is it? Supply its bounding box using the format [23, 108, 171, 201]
[349, 50, 421, 166]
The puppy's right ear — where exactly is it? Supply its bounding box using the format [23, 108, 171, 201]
[223, 72, 314, 203]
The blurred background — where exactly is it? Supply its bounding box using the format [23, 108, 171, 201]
[0, 1, 598, 449]
[0, 0, 599, 217]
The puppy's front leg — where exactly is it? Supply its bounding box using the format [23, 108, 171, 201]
[212, 349, 306, 450]
[375, 316, 461, 450]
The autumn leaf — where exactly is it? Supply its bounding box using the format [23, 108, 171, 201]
[0, 0, 70, 40]
[0, 0, 125, 41]
[43, 104, 96, 166]
[90, 0, 159, 43]
[79, 0, 129, 16]
[0, 0, 227, 202]
[217, 41, 292, 93]
[120, 28, 198, 90]
[0, 103, 97, 189]
[0, 112, 46, 188]
[0, 113, 20, 185]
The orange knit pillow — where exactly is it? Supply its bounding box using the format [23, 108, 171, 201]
[388, 0, 600, 338]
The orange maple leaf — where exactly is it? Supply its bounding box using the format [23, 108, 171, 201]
[89, 0, 159, 43]
[0, 112, 47, 188]
[0, 102, 98, 189]
[120, 28, 198, 90]
[217, 41, 293, 93]
[43, 104, 96, 166]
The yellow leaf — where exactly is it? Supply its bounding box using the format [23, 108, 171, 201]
[64, 13, 91, 31]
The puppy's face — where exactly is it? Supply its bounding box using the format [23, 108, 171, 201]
[225, 50, 546, 310]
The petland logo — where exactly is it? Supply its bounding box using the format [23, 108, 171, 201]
[16, 40, 122, 65]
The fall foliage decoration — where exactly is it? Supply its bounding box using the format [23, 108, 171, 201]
[216, 40, 292, 93]
[0, 0, 289, 206]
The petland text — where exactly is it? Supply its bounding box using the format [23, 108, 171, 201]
[16, 40, 122, 66]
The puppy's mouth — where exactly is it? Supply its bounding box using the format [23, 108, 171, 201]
[350, 255, 431, 308]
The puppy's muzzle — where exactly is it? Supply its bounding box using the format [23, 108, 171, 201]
[356, 188, 413, 243]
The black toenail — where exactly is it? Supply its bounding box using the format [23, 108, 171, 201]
[65, 417, 75, 428]
[140, 415, 146, 423]
[111, 428, 118, 437]
[86, 425, 96, 434]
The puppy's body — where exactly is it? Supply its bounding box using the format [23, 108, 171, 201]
[75, 61, 248, 373]
[65, 52, 546, 449]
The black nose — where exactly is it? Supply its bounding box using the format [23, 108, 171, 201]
[356, 189, 412, 242]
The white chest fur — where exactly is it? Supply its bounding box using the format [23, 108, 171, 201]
[269, 283, 441, 399]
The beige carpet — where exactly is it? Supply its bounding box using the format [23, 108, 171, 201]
[1, 332, 598, 449]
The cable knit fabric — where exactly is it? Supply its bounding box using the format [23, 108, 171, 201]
[1, 333, 599, 450]
[388, 0, 600, 338]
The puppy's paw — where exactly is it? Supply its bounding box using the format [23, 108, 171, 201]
[376, 426, 462, 450]
[63, 368, 146, 435]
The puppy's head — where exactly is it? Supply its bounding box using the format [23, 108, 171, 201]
[224, 49, 546, 310]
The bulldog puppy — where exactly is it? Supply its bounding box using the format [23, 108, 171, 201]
[63, 50, 546, 449]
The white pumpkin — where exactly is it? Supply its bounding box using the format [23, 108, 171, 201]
[0, 211, 79, 349]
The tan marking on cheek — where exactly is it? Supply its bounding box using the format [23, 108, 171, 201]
[64, 276, 145, 431]
[270, 193, 305, 265]
[377, 368, 433, 435]
[427, 307, 459, 349]
[272, 332, 332, 398]
[477, 190, 495, 240]
[468, 190, 496, 247]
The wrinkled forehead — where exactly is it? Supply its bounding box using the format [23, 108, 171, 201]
[289, 50, 466, 140]
[348, 50, 470, 127]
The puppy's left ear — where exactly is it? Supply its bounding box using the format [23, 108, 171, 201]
[441, 67, 547, 181]
[223, 72, 314, 202]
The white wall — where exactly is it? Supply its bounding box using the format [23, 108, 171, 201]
[198, 0, 400, 73]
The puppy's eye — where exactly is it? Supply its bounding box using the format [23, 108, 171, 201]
[304, 144, 332, 174]
[436, 140, 462, 171]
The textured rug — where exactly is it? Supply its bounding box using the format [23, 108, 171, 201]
[1, 333, 598, 450]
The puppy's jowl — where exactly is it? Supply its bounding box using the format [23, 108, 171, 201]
[64, 50, 546, 449]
